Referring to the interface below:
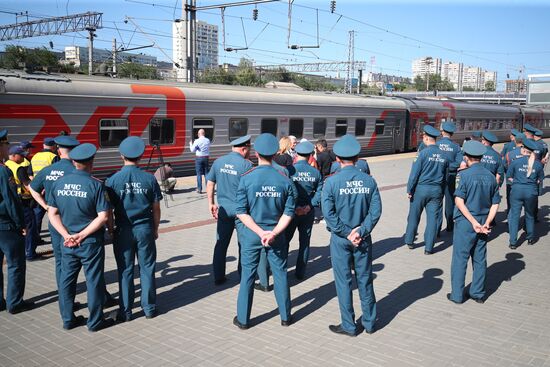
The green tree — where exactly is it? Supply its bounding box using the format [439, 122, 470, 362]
[462, 86, 476, 91]
[198, 67, 236, 85]
[117, 62, 159, 79]
[235, 58, 259, 86]
[484, 80, 495, 91]
[414, 74, 454, 92]
[0, 45, 59, 71]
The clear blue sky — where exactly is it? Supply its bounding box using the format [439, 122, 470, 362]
[1, 0, 549, 90]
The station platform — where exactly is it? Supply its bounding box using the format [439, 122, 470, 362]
[1, 146, 549, 367]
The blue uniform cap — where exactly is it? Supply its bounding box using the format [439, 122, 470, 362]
[9, 146, 28, 156]
[482, 130, 498, 144]
[534, 129, 543, 137]
[54, 135, 80, 148]
[522, 138, 538, 152]
[230, 134, 252, 147]
[18, 140, 34, 149]
[254, 133, 279, 156]
[510, 128, 519, 137]
[295, 141, 315, 155]
[333, 134, 361, 158]
[69, 143, 97, 162]
[119, 136, 145, 159]
[423, 125, 440, 138]
[515, 133, 526, 142]
[441, 122, 456, 134]
[44, 137, 56, 146]
[0, 129, 7, 142]
[462, 140, 486, 157]
[472, 131, 482, 138]
[523, 123, 537, 133]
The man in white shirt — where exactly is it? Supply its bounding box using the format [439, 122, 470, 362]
[190, 129, 211, 194]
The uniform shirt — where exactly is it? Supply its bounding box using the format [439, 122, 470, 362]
[105, 165, 163, 227]
[4, 160, 32, 200]
[507, 156, 544, 190]
[480, 145, 505, 179]
[504, 146, 524, 172]
[48, 170, 111, 242]
[500, 141, 516, 159]
[30, 158, 75, 202]
[453, 163, 500, 219]
[290, 160, 323, 208]
[437, 137, 462, 174]
[235, 165, 296, 230]
[330, 160, 371, 175]
[417, 141, 426, 152]
[322, 165, 382, 239]
[206, 151, 253, 215]
[0, 164, 24, 231]
[190, 136, 210, 157]
[534, 139, 547, 161]
[406, 144, 448, 194]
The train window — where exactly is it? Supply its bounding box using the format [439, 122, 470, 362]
[355, 119, 366, 136]
[149, 118, 175, 145]
[261, 118, 278, 136]
[289, 119, 304, 139]
[191, 118, 214, 142]
[375, 119, 385, 135]
[228, 118, 248, 141]
[458, 119, 465, 131]
[313, 118, 327, 138]
[99, 119, 129, 148]
[335, 119, 348, 137]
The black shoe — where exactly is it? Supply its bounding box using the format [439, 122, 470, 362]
[509, 244, 517, 250]
[365, 326, 376, 334]
[214, 277, 227, 285]
[328, 324, 357, 337]
[115, 312, 131, 323]
[469, 296, 485, 304]
[295, 274, 305, 281]
[8, 300, 35, 314]
[63, 315, 86, 330]
[104, 297, 118, 308]
[145, 310, 158, 319]
[406, 244, 414, 250]
[254, 283, 272, 292]
[527, 239, 536, 245]
[26, 254, 46, 262]
[424, 250, 433, 255]
[281, 316, 293, 327]
[446, 293, 463, 305]
[233, 316, 249, 330]
[88, 318, 115, 332]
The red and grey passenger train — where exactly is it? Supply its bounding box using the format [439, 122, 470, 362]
[1, 70, 549, 178]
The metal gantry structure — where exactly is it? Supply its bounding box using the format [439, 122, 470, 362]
[344, 30, 355, 94]
[256, 61, 366, 73]
[0, 12, 103, 41]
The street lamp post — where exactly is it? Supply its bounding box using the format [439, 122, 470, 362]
[425, 57, 433, 92]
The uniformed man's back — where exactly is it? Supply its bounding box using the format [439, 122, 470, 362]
[408, 144, 448, 189]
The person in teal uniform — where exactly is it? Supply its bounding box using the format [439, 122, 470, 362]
[533, 129, 547, 222]
[233, 133, 296, 329]
[404, 125, 448, 254]
[436, 122, 462, 232]
[500, 129, 519, 159]
[523, 123, 543, 161]
[447, 140, 500, 304]
[322, 134, 382, 336]
[206, 135, 253, 285]
[503, 133, 525, 213]
[105, 136, 163, 321]
[480, 131, 505, 185]
[30, 135, 80, 315]
[285, 141, 322, 280]
[507, 139, 544, 249]
[0, 129, 34, 314]
[48, 143, 114, 331]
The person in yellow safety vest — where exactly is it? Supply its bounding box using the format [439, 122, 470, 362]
[30, 137, 59, 246]
[5, 146, 43, 261]
[31, 138, 59, 175]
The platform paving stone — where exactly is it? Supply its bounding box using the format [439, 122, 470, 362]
[1, 144, 550, 367]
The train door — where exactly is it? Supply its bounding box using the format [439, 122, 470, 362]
[404, 111, 411, 151]
[385, 117, 404, 153]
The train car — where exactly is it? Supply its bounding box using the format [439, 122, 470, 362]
[521, 105, 550, 137]
[0, 70, 407, 178]
[401, 98, 523, 149]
